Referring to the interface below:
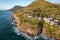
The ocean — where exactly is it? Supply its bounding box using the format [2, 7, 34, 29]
[0, 10, 26, 40]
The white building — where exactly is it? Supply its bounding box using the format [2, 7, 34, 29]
[50, 21, 54, 25]
[44, 17, 54, 25]
[44, 17, 50, 24]
[27, 15, 32, 18]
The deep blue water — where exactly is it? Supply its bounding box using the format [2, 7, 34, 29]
[0, 10, 26, 40]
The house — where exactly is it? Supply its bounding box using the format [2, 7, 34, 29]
[35, 16, 41, 20]
[53, 19, 60, 28]
[44, 17, 55, 25]
[44, 16, 60, 28]
[37, 17, 41, 20]
[24, 11, 30, 14]
[50, 21, 54, 25]
[23, 9, 32, 14]
[27, 15, 32, 18]
[48, 17, 53, 21]
[54, 19, 59, 23]
[44, 17, 50, 24]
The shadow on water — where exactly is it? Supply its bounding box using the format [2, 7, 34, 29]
[0, 10, 26, 40]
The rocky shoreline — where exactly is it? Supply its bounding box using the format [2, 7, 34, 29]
[11, 13, 55, 40]
[12, 13, 42, 36]
[12, 14, 35, 37]
[12, 26, 54, 40]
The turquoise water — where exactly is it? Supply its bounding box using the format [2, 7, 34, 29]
[0, 10, 26, 40]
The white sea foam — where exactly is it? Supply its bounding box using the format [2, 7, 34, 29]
[11, 22, 14, 25]
[13, 26, 21, 35]
[12, 26, 33, 40]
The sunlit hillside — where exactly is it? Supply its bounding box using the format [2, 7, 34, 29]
[13, 0, 60, 40]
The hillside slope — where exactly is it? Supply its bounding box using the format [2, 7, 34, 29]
[13, 0, 60, 40]
[23, 0, 60, 18]
[11, 5, 24, 11]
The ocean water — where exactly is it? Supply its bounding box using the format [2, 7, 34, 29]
[0, 10, 49, 40]
[0, 10, 26, 40]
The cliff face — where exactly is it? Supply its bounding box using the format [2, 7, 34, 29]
[12, 0, 60, 40]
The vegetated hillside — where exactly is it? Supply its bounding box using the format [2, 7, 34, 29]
[11, 5, 24, 11]
[13, 0, 60, 39]
[24, 0, 60, 18]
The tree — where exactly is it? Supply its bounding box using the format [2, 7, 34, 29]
[38, 20, 44, 33]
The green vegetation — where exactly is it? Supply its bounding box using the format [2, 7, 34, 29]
[38, 20, 44, 27]
[44, 23, 60, 38]
[11, 5, 23, 11]
[13, 0, 60, 39]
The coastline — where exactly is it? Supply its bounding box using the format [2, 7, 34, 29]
[12, 13, 34, 37]
[11, 14, 38, 40]
[11, 13, 55, 40]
